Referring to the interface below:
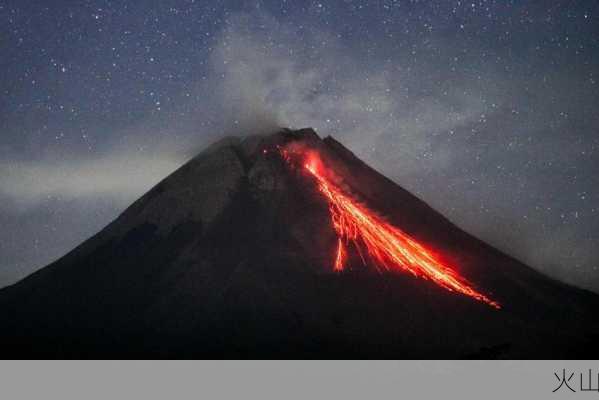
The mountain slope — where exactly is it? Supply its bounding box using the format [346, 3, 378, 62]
[1, 128, 598, 358]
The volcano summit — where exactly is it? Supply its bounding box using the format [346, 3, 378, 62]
[1, 128, 598, 358]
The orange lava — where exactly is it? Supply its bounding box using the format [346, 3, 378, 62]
[283, 147, 500, 309]
[334, 238, 347, 271]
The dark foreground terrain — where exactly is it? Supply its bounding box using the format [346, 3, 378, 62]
[1, 128, 598, 359]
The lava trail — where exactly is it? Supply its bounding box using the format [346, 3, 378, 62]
[282, 147, 500, 309]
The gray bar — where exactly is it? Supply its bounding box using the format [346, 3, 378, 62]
[2, 360, 598, 399]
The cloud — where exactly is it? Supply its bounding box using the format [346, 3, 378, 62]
[0, 146, 182, 208]
[205, 12, 401, 150]
[1, 11, 482, 210]
[203, 12, 505, 178]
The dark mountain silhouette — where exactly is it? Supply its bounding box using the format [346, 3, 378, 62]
[1, 128, 598, 359]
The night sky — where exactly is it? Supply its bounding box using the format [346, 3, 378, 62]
[1, 1, 598, 291]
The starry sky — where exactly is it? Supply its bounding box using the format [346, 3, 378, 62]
[1, 1, 598, 291]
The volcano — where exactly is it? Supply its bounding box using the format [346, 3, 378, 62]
[1, 128, 598, 359]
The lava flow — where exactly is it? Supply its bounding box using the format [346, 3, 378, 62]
[281, 146, 500, 309]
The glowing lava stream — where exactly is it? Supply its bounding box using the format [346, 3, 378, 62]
[299, 151, 500, 309]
